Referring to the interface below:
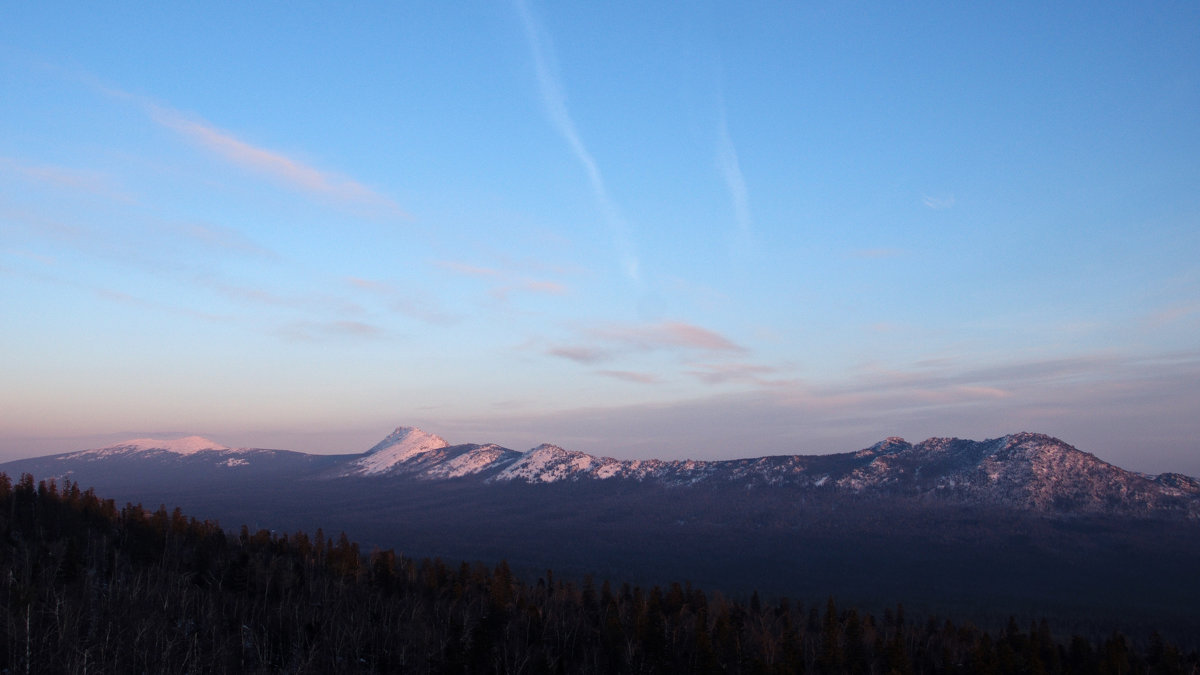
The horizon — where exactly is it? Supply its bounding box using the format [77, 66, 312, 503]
[3, 4, 1198, 476]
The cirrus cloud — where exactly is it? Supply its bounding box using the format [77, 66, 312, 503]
[589, 320, 745, 354]
[148, 106, 407, 219]
[545, 320, 746, 368]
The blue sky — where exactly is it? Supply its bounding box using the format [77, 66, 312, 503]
[2, 2, 1198, 473]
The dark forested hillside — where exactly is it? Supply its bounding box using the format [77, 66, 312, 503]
[2, 472, 1198, 674]
[7, 430, 1200, 652]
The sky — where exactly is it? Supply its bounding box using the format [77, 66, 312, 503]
[2, 2, 1199, 474]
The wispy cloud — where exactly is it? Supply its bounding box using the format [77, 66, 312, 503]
[201, 277, 363, 316]
[546, 320, 745, 366]
[167, 221, 276, 259]
[278, 319, 383, 342]
[0, 206, 164, 270]
[437, 259, 568, 302]
[0, 156, 135, 203]
[596, 370, 660, 384]
[0, 248, 56, 266]
[490, 280, 566, 302]
[146, 106, 406, 218]
[78, 78, 414, 219]
[716, 108, 752, 239]
[519, 280, 567, 295]
[1145, 302, 1200, 327]
[827, 353, 1148, 404]
[3, 261, 231, 324]
[590, 320, 745, 353]
[346, 277, 393, 293]
[514, 0, 639, 281]
[346, 276, 457, 325]
[922, 194, 955, 210]
[687, 362, 789, 387]
[3, 200, 274, 269]
[547, 346, 612, 364]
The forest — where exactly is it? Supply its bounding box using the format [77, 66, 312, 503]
[2, 471, 1197, 674]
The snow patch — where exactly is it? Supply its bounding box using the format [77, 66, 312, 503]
[424, 445, 518, 479]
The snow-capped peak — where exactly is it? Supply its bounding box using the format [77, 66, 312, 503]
[350, 426, 450, 475]
[100, 436, 231, 455]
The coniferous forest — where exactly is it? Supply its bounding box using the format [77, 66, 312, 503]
[2, 472, 1197, 674]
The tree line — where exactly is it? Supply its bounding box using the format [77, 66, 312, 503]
[2, 472, 1196, 673]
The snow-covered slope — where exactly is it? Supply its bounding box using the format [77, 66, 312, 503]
[495, 444, 623, 483]
[63, 436, 233, 458]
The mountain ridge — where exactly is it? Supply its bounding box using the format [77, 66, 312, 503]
[4, 426, 1197, 520]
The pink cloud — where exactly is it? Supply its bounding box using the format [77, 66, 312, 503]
[546, 320, 745, 372]
[548, 346, 611, 364]
[1146, 303, 1200, 327]
[520, 280, 567, 295]
[203, 278, 363, 315]
[345, 276, 457, 325]
[687, 362, 788, 386]
[0, 156, 135, 203]
[491, 280, 567, 301]
[148, 107, 406, 218]
[591, 320, 745, 353]
[170, 221, 275, 258]
[347, 277, 391, 292]
[596, 370, 660, 384]
[279, 319, 382, 342]
[438, 260, 569, 302]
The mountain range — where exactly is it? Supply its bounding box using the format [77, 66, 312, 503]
[10, 426, 1197, 520]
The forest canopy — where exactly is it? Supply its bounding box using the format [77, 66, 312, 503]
[1, 472, 1196, 674]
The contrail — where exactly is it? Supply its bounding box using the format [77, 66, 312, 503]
[515, 0, 640, 282]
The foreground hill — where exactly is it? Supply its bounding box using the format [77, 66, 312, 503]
[2, 474, 1197, 673]
[3, 428, 1200, 645]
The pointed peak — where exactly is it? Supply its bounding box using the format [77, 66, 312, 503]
[347, 426, 450, 476]
[366, 426, 448, 455]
